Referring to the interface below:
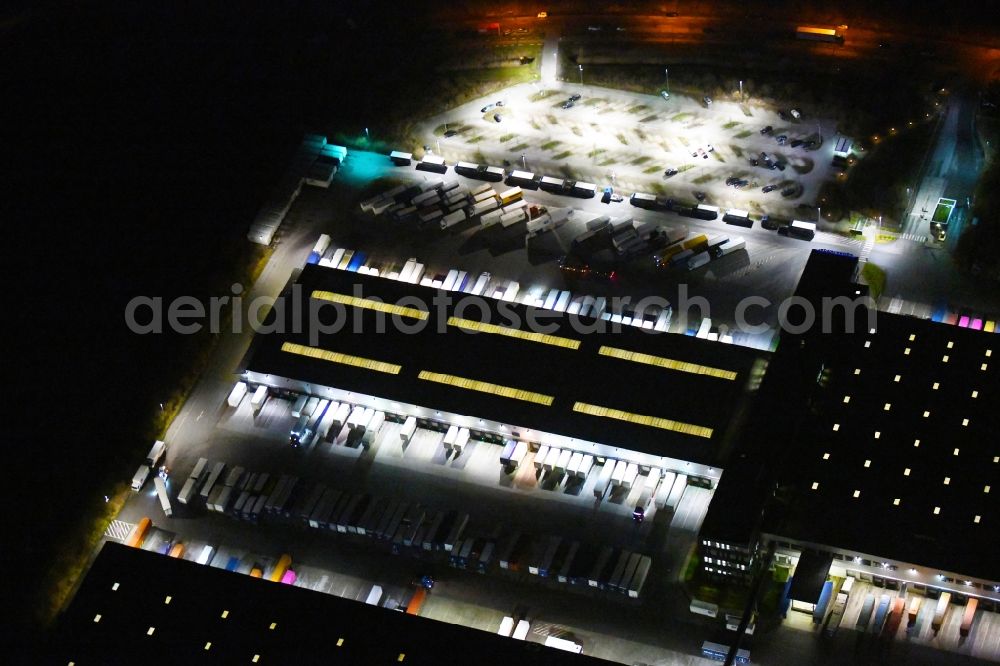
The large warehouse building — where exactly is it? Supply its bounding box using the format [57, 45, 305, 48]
[242, 262, 763, 487]
[698, 252, 999, 615]
[52, 542, 613, 665]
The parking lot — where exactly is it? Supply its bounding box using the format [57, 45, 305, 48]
[417, 82, 840, 220]
[292, 155, 866, 347]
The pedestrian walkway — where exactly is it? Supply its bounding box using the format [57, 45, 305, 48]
[813, 230, 866, 251]
[900, 232, 927, 242]
[105, 519, 134, 542]
[858, 236, 875, 263]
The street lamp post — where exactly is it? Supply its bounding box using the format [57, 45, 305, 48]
[522, 154, 526, 169]
[665, 67, 669, 94]
[739, 80, 743, 102]
[578, 64, 583, 85]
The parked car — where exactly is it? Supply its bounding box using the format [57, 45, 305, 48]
[495, 100, 504, 107]
[493, 113, 502, 123]
[762, 184, 777, 193]
[735, 179, 749, 188]
[569, 93, 581, 102]
[601, 186, 613, 203]
[726, 177, 739, 186]
[749, 158, 759, 167]
[562, 100, 575, 109]
[610, 193, 623, 202]
[791, 139, 804, 148]
[443, 129, 458, 138]
[760, 125, 773, 135]
[664, 167, 678, 177]
[703, 96, 713, 106]
[803, 140, 816, 148]
[781, 187, 797, 197]
[481, 103, 495, 113]
[660, 90, 670, 100]
[776, 135, 788, 145]
[774, 162, 786, 171]
[761, 215, 779, 230]
[706, 144, 715, 153]
[790, 108, 802, 119]
[694, 191, 706, 201]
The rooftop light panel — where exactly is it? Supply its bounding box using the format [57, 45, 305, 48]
[447, 317, 580, 350]
[417, 370, 554, 406]
[311, 290, 428, 320]
[281, 342, 402, 374]
[572, 401, 714, 438]
[598, 346, 737, 380]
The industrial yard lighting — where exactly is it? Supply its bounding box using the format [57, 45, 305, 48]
[579, 64, 583, 84]
[739, 80, 743, 102]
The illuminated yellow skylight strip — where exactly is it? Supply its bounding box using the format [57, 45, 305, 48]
[311, 290, 428, 320]
[598, 346, 737, 381]
[417, 371, 554, 406]
[447, 317, 580, 350]
[281, 342, 402, 375]
[572, 401, 714, 439]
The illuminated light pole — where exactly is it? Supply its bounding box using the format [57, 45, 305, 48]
[665, 67, 669, 94]
[522, 154, 526, 169]
[739, 79, 743, 102]
[579, 64, 583, 85]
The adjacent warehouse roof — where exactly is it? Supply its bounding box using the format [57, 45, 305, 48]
[778, 308, 1000, 582]
[245, 264, 760, 466]
[52, 543, 612, 665]
[700, 250, 866, 548]
[702, 250, 999, 586]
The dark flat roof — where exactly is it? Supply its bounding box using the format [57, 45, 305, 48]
[245, 264, 760, 466]
[777, 309, 1000, 581]
[703, 250, 999, 584]
[52, 542, 613, 665]
[787, 550, 834, 603]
